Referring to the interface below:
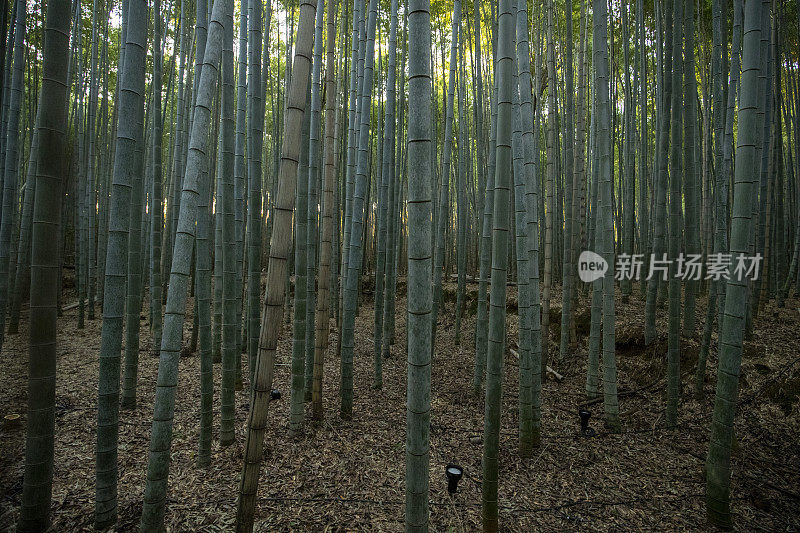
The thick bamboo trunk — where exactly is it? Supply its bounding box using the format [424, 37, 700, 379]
[235, 0, 316, 528]
[17, 0, 70, 529]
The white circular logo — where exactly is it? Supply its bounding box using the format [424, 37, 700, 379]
[578, 251, 608, 283]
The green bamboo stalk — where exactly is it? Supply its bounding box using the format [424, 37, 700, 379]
[454, 20, 467, 346]
[17, 0, 70, 529]
[311, 0, 340, 419]
[645, 0, 673, 345]
[705, 0, 763, 523]
[219, 0, 236, 447]
[405, 0, 433, 526]
[482, 0, 513, 527]
[140, 0, 228, 527]
[8, 124, 37, 334]
[305, 0, 324, 399]
[382, 5, 405, 360]
[666, 0, 684, 428]
[375, 0, 398, 388]
[681, 0, 700, 336]
[431, 0, 460, 346]
[291, 82, 312, 433]
[594, 0, 620, 432]
[559, 0, 576, 359]
[150, 0, 164, 357]
[246, 0, 264, 380]
[340, 0, 378, 419]
[511, 55, 535, 457]
[0, 0, 24, 348]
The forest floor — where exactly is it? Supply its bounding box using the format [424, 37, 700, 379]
[1, 276, 799, 531]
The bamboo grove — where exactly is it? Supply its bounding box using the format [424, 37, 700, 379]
[2, 0, 796, 529]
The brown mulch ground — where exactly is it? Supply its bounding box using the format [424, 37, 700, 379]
[1, 278, 799, 531]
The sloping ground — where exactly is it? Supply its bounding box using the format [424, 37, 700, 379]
[1, 279, 798, 531]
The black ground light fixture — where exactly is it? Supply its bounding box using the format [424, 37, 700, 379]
[579, 408, 596, 437]
[270, 389, 281, 401]
[446, 464, 463, 495]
